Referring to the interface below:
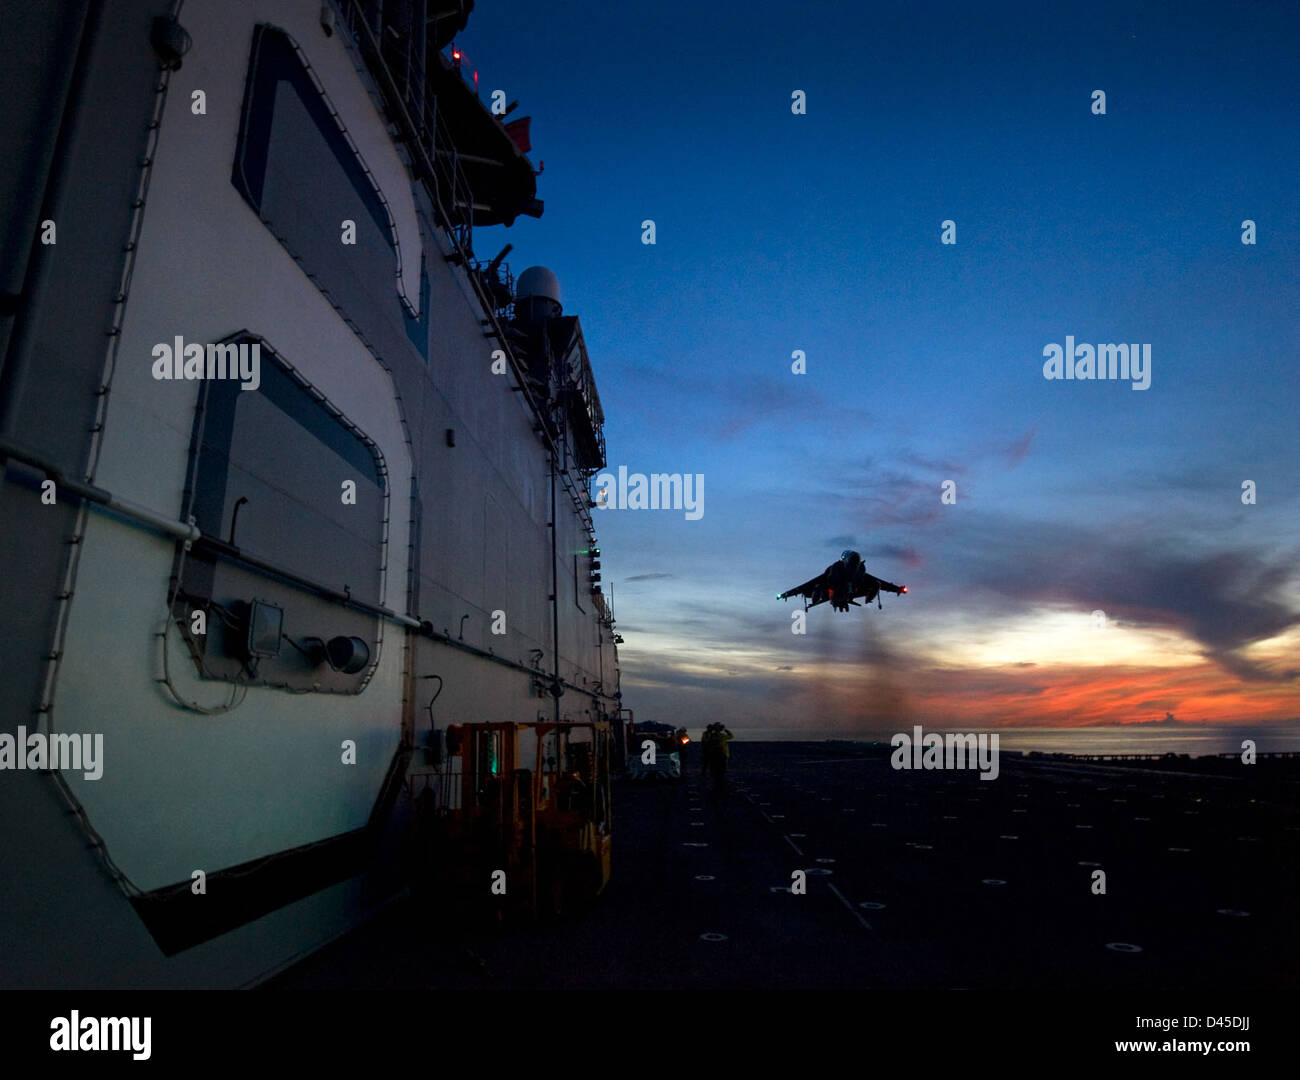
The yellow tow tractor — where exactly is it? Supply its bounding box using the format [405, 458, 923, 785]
[408, 720, 612, 920]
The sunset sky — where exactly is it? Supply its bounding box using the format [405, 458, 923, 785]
[461, 0, 1300, 735]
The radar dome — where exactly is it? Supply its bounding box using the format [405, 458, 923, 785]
[515, 266, 562, 309]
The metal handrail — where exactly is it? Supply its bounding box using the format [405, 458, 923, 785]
[336, 0, 474, 255]
[332, 0, 609, 637]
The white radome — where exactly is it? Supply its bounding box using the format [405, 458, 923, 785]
[515, 265, 562, 306]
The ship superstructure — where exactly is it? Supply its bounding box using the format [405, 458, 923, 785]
[0, 0, 621, 986]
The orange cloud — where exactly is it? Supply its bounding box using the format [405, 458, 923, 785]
[902, 661, 1298, 728]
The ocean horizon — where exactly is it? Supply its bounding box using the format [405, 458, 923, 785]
[730, 723, 1300, 756]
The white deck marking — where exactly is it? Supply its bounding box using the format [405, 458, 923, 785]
[828, 882, 873, 931]
[743, 792, 775, 824]
[792, 759, 875, 766]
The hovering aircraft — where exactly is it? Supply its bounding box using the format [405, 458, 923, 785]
[778, 550, 908, 613]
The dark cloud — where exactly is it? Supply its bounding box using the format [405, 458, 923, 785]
[624, 572, 675, 581]
[905, 663, 1050, 696]
[899, 450, 969, 476]
[621, 659, 803, 701]
[818, 536, 924, 570]
[621, 366, 873, 442]
[950, 516, 1300, 683]
[998, 426, 1037, 467]
[1132, 711, 1182, 725]
[862, 542, 925, 568]
[794, 470, 946, 531]
[714, 376, 874, 442]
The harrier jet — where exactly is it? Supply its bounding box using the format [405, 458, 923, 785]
[778, 550, 908, 613]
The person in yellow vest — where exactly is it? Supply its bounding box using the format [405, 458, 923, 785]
[705, 723, 734, 792]
[700, 725, 716, 779]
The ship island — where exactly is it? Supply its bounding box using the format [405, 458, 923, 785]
[1, 0, 622, 987]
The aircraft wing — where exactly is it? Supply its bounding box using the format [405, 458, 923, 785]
[866, 574, 906, 596]
[778, 572, 826, 602]
[850, 573, 908, 605]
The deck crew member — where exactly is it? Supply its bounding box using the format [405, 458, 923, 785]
[700, 725, 715, 778]
[706, 723, 733, 792]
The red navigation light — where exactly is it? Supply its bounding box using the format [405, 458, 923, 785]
[901, 585, 908, 593]
[452, 48, 461, 60]
[681, 736, 690, 744]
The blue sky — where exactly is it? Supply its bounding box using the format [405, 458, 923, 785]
[458, 0, 1300, 735]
